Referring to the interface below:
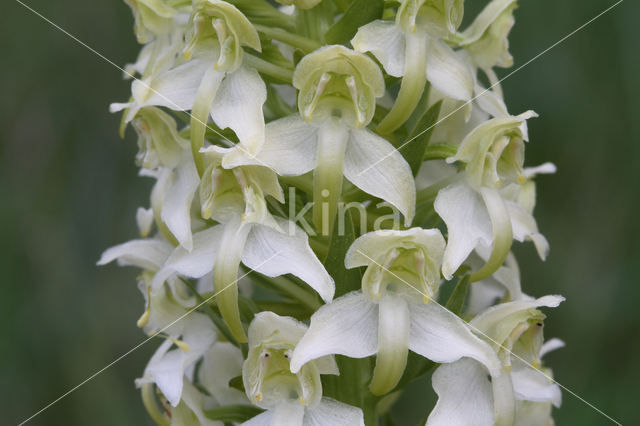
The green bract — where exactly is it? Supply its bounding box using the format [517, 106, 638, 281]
[184, 0, 261, 72]
[396, 0, 464, 37]
[293, 45, 384, 128]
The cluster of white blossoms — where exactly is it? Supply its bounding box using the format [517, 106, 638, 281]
[100, 0, 565, 424]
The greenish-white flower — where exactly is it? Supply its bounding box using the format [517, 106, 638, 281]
[352, 0, 472, 133]
[435, 111, 549, 281]
[149, 148, 334, 342]
[291, 228, 501, 396]
[241, 312, 364, 426]
[239, 46, 415, 233]
[427, 295, 564, 426]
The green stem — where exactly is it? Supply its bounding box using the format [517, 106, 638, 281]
[377, 31, 428, 134]
[244, 53, 294, 84]
[253, 24, 322, 54]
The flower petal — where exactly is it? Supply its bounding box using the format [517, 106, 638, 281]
[351, 20, 406, 78]
[511, 368, 562, 407]
[427, 359, 494, 426]
[211, 66, 267, 158]
[132, 58, 212, 114]
[470, 295, 565, 340]
[434, 182, 492, 279]
[199, 342, 248, 405]
[253, 115, 318, 175]
[97, 239, 172, 271]
[408, 302, 501, 376]
[163, 225, 224, 278]
[290, 292, 378, 373]
[426, 40, 474, 101]
[272, 401, 305, 426]
[305, 398, 365, 426]
[505, 200, 549, 260]
[160, 151, 200, 251]
[343, 128, 416, 225]
[242, 218, 334, 303]
[345, 228, 445, 268]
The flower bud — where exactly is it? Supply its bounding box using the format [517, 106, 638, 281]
[293, 45, 384, 128]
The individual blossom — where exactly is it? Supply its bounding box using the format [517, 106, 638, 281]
[243, 45, 415, 234]
[290, 228, 501, 396]
[130, 107, 201, 251]
[150, 147, 334, 342]
[427, 295, 564, 426]
[352, 0, 473, 133]
[112, 0, 267, 174]
[97, 225, 198, 337]
[434, 111, 550, 281]
[242, 312, 364, 426]
[136, 312, 217, 408]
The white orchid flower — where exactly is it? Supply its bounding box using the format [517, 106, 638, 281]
[241, 45, 415, 233]
[352, 0, 473, 133]
[150, 147, 334, 342]
[427, 295, 564, 426]
[136, 312, 217, 407]
[434, 111, 552, 281]
[241, 312, 364, 426]
[97, 236, 200, 337]
[112, 0, 266, 170]
[290, 228, 501, 396]
[127, 107, 201, 251]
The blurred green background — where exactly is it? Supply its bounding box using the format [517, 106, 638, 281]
[1, 0, 637, 425]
